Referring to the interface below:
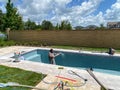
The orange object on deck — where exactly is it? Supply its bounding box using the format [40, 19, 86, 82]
[55, 76, 76, 82]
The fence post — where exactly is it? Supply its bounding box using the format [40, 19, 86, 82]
[6, 28, 10, 40]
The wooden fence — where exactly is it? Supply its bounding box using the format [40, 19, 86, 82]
[8, 30, 120, 49]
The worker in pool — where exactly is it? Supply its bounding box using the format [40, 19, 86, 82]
[48, 49, 60, 64]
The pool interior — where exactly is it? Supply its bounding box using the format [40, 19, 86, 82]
[13, 49, 120, 76]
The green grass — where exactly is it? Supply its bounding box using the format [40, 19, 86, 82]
[51, 45, 108, 52]
[0, 65, 46, 90]
[51, 45, 120, 53]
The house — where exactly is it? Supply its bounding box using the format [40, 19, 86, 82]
[107, 22, 120, 29]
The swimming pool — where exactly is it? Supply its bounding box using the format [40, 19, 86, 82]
[20, 49, 120, 75]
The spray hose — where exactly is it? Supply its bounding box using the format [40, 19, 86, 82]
[0, 82, 46, 90]
[42, 67, 88, 88]
[66, 70, 87, 87]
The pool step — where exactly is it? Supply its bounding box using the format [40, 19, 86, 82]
[25, 54, 41, 60]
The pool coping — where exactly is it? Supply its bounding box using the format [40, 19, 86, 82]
[0, 46, 120, 90]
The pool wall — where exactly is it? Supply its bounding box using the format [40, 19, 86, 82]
[21, 49, 120, 73]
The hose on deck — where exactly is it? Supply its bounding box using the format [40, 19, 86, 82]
[86, 68, 113, 90]
[42, 67, 87, 88]
[0, 82, 46, 90]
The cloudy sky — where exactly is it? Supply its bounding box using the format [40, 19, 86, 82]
[0, 0, 119, 27]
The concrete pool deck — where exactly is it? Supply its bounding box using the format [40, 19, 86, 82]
[0, 46, 120, 90]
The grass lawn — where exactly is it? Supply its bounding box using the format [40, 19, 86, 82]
[0, 65, 46, 90]
[51, 45, 120, 53]
[51, 45, 107, 51]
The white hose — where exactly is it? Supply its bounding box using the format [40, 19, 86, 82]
[0, 82, 46, 90]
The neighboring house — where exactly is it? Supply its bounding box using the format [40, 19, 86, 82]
[74, 26, 84, 30]
[107, 22, 120, 29]
[84, 25, 98, 30]
[74, 25, 98, 30]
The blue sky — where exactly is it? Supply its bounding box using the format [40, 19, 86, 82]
[0, 0, 119, 27]
[94, 0, 116, 14]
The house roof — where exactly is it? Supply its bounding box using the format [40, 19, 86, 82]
[107, 22, 120, 25]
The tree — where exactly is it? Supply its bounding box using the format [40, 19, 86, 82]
[99, 24, 106, 30]
[5, 0, 23, 30]
[41, 20, 53, 30]
[59, 20, 72, 30]
[0, 9, 5, 31]
[55, 23, 59, 30]
[67, 23, 72, 30]
[35, 24, 41, 30]
[24, 19, 36, 30]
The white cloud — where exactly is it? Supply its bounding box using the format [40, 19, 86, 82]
[0, 0, 7, 2]
[104, 0, 120, 22]
[1, 0, 119, 27]
[17, 0, 73, 22]
[49, 0, 103, 26]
